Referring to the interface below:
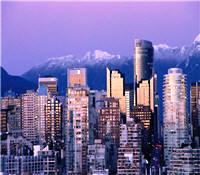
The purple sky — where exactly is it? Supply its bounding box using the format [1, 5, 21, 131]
[2, 1, 200, 75]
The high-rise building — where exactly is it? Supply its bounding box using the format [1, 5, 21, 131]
[22, 90, 38, 143]
[134, 39, 155, 112]
[87, 139, 108, 175]
[125, 84, 134, 118]
[98, 97, 120, 144]
[38, 77, 58, 95]
[117, 118, 142, 175]
[133, 39, 161, 169]
[66, 86, 89, 174]
[131, 105, 153, 130]
[191, 82, 200, 147]
[88, 90, 107, 144]
[36, 85, 48, 145]
[67, 68, 87, 87]
[106, 68, 126, 113]
[130, 105, 153, 162]
[7, 105, 22, 137]
[134, 39, 153, 84]
[163, 68, 189, 165]
[168, 146, 200, 174]
[45, 97, 62, 150]
[98, 97, 119, 174]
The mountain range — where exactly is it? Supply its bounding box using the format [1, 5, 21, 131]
[2, 34, 200, 105]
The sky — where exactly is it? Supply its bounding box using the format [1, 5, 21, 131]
[2, 1, 200, 75]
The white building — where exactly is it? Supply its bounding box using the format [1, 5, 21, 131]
[163, 68, 189, 165]
[125, 86, 134, 118]
[87, 139, 108, 175]
[168, 146, 200, 174]
[117, 118, 142, 175]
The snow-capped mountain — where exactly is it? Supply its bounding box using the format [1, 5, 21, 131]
[26, 33, 200, 74]
[154, 34, 200, 60]
[29, 50, 126, 74]
[20, 34, 200, 96]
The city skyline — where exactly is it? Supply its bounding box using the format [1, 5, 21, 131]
[2, 1, 200, 75]
[1, 2, 200, 174]
[1, 43, 200, 174]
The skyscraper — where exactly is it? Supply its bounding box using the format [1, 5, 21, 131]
[36, 85, 48, 145]
[45, 97, 62, 150]
[134, 39, 153, 84]
[97, 97, 120, 174]
[133, 39, 159, 165]
[106, 68, 126, 113]
[66, 86, 89, 174]
[117, 118, 142, 175]
[67, 68, 87, 87]
[38, 77, 58, 95]
[133, 39, 155, 112]
[130, 105, 153, 162]
[22, 90, 38, 143]
[88, 90, 106, 144]
[190, 82, 200, 147]
[98, 97, 120, 144]
[163, 68, 189, 165]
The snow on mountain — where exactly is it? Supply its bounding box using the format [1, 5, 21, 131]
[153, 44, 182, 60]
[24, 33, 200, 76]
[194, 33, 200, 44]
[30, 50, 123, 71]
[83, 50, 121, 60]
[153, 33, 200, 60]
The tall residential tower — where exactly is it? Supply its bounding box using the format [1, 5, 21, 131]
[163, 68, 189, 165]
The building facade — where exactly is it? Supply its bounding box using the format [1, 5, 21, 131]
[106, 68, 126, 113]
[0, 147, 59, 174]
[45, 97, 62, 150]
[191, 82, 200, 147]
[38, 77, 58, 95]
[67, 68, 87, 87]
[66, 86, 89, 174]
[163, 68, 189, 165]
[36, 85, 48, 145]
[98, 97, 120, 144]
[168, 146, 200, 174]
[87, 139, 108, 175]
[125, 84, 134, 118]
[117, 118, 142, 175]
[22, 90, 38, 143]
[134, 39, 156, 112]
